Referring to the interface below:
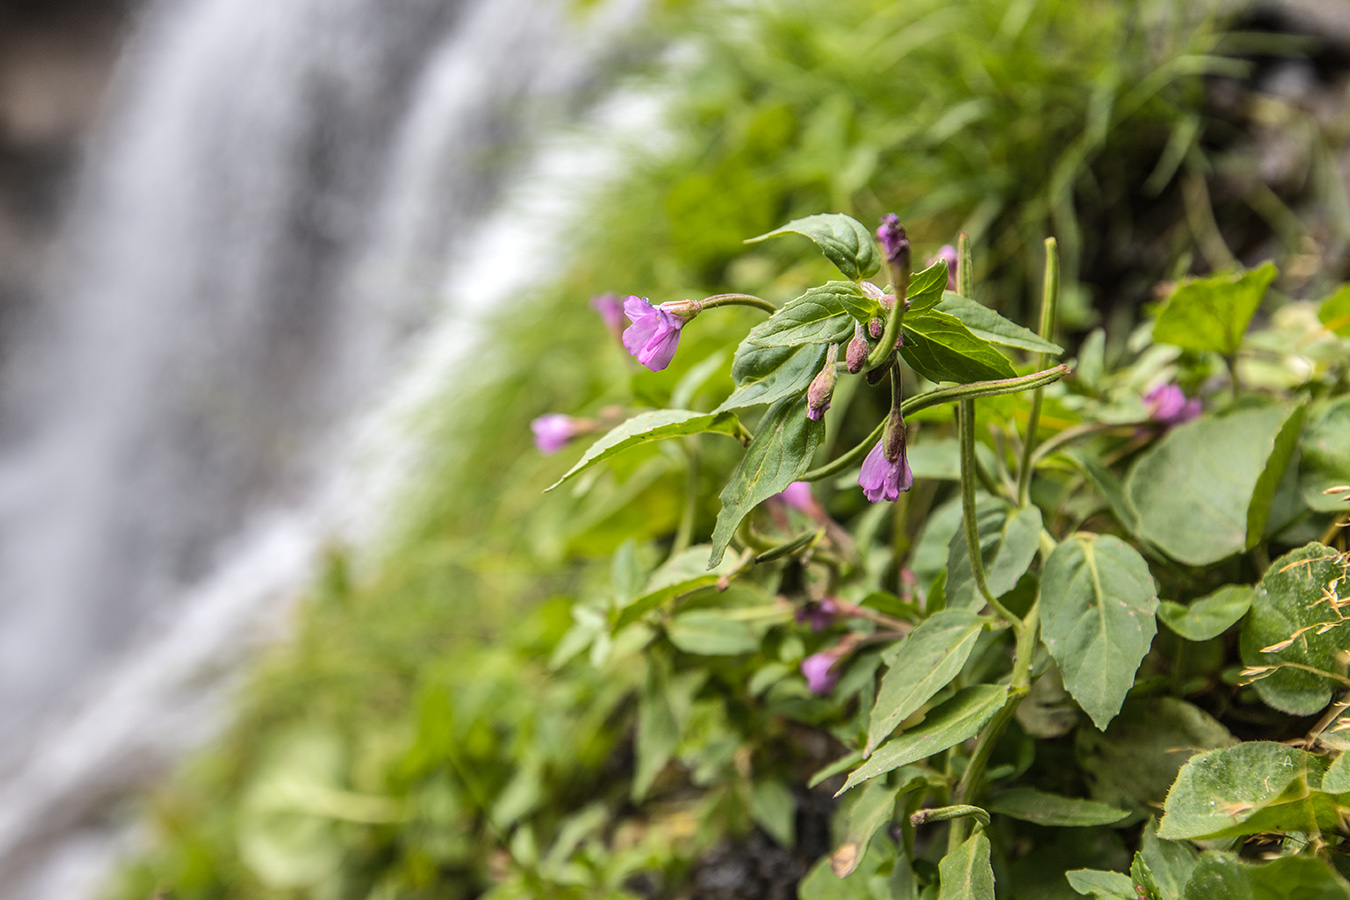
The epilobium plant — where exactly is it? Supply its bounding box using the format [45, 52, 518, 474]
[540, 212, 1350, 899]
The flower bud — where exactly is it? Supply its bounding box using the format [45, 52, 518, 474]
[846, 322, 870, 374]
[868, 317, 884, 339]
[806, 344, 839, 421]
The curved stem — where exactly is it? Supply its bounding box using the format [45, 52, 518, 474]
[1031, 420, 1141, 467]
[959, 399, 1019, 628]
[865, 278, 911, 372]
[699, 293, 777, 314]
[1017, 238, 1059, 506]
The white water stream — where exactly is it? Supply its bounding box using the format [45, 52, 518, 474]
[0, 0, 660, 893]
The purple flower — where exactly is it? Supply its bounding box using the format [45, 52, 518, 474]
[590, 293, 625, 337]
[858, 439, 913, 503]
[806, 346, 838, 421]
[796, 597, 841, 633]
[876, 214, 910, 264]
[531, 414, 579, 455]
[1144, 384, 1201, 426]
[622, 296, 687, 371]
[801, 650, 841, 695]
[774, 481, 816, 512]
[930, 244, 958, 291]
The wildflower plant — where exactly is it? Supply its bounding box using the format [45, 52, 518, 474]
[539, 213, 1350, 898]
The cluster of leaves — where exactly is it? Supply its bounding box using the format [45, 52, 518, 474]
[533, 212, 1350, 899]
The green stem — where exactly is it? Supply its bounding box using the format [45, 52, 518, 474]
[865, 275, 911, 372]
[957, 233, 973, 297]
[1017, 238, 1059, 506]
[959, 399, 1019, 628]
[799, 366, 1070, 483]
[698, 293, 778, 314]
[1030, 421, 1141, 467]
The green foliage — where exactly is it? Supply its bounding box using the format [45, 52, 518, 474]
[747, 213, 881, 282]
[1152, 264, 1277, 356]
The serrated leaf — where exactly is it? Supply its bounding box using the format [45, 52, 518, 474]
[1066, 869, 1136, 899]
[905, 258, 950, 315]
[1159, 742, 1338, 840]
[747, 213, 881, 281]
[1127, 404, 1302, 566]
[936, 292, 1063, 355]
[901, 310, 1016, 383]
[546, 409, 751, 491]
[1041, 535, 1159, 731]
[986, 788, 1128, 827]
[938, 832, 995, 900]
[866, 609, 985, 754]
[1300, 396, 1350, 512]
[1318, 283, 1350, 336]
[946, 504, 1043, 610]
[1240, 542, 1349, 716]
[1181, 853, 1350, 900]
[841, 685, 1008, 793]
[708, 393, 825, 567]
[1152, 263, 1276, 356]
[744, 282, 870, 347]
[717, 340, 828, 411]
[1076, 698, 1236, 817]
[1158, 585, 1253, 642]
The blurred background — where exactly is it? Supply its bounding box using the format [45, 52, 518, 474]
[1, 0, 1350, 897]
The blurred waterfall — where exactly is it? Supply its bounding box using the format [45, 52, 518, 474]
[0, 0, 650, 893]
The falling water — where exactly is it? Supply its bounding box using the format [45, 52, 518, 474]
[0, 0, 653, 893]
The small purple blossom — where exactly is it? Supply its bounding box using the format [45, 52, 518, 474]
[1144, 384, 1201, 426]
[930, 244, 958, 291]
[531, 414, 579, 455]
[796, 597, 841, 633]
[801, 650, 841, 695]
[876, 214, 910, 264]
[859, 439, 913, 503]
[590, 293, 625, 337]
[847, 322, 870, 374]
[774, 481, 816, 513]
[622, 296, 687, 371]
[806, 345, 838, 421]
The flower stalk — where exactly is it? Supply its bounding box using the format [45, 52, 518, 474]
[1016, 237, 1059, 506]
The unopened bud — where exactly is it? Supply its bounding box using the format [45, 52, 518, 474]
[806, 344, 839, 421]
[846, 322, 870, 373]
[868, 317, 884, 339]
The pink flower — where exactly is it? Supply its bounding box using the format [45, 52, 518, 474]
[774, 481, 816, 513]
[531, 414, 579, 454]
[930, 244, 958, 291]
[590, 293, 625, 337]
[858, 439, 913, 503]
[796, 598, 841, 633]
[876, 214, 909, 264]
[1144, 384, 1201, 426]
[801, 650, 842, 695]
[622, 296, 687, 371]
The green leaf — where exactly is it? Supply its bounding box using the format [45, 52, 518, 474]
[747, 213, 881, 281]
[1300, 397, 1350, 512]
[744, 282, 872, 347]
[936, 292, 1064, 355]
[1181, 853, 1350, 900]
[901, 310, 1017, 384]
[1247, 403, 1307, 544]
[829, 777, 907, 877]
[841, 685, 1009, 793]
[1126, 404, 1303, 566]
[665, 609, 761, 655]
[1159, 742, 1338, 840]
[750, 779, 796, 847]
[1157, 585, 1253, 642]
[718, 340, 829, 412]
[1066, 870, 1136, 899]
[1041, 535, 1159, 731]
[634, 658, 680, 801]
[986, 788, 1128, 827]
[1152, 263, 1276, 356]
[945, 504, 1043, 610]
[1318, 283, 1350, 336]
[546, 409, 751, 491]
[708, 393, 826, 567]
[867, 609, 985, 754]
[798, 835, 888, 900]
[1240, 542, 1349, 716]
[1324, 750, 1350, 793]
[1076, 698, 1236, 817]
[938, 831, 995, 900]
[1139, 819, 1199, 900]
[905, 258, 950, 315]
[613, 545, 740, 631]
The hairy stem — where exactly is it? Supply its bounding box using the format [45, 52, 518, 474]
[1017, 238, 1060, 506]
